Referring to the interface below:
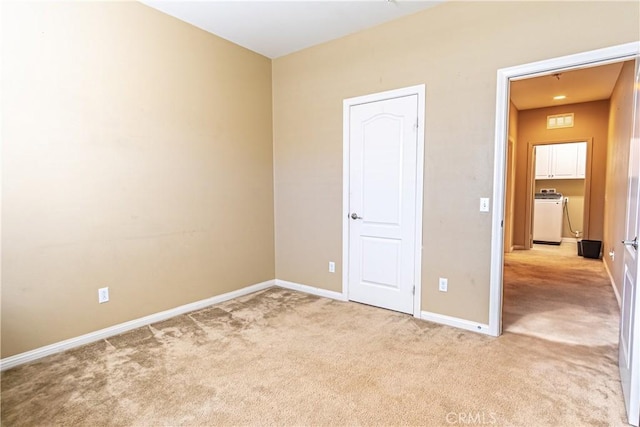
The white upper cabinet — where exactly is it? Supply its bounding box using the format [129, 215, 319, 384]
[534, 145, 553, 179]
[535, 142, 587, 180]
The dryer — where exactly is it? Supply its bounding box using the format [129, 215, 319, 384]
[533, 192, 563, 244]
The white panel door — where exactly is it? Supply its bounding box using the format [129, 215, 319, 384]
[348, 95, 418, 314]
[621, 59, 640, 427]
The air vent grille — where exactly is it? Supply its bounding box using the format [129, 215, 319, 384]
[547, 113, 574, 129]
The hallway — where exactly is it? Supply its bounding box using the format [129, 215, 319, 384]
[503, 243, 619, 346]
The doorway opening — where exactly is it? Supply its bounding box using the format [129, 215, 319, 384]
[490, 42, 640, 425]
[489, 43, 639, 336]
[503, 68, 613, 343]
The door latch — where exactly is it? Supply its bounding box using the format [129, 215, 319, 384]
[622, 236, 638, 250]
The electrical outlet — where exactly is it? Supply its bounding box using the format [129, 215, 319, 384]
[565, 197, 569, 204]
[328, 262, 335, 273]
[480, 198, 490, 212]
[438, 277, 448, 292]
[98, 287, 109, 304]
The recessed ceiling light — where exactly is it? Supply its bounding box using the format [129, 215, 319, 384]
[553, 95, 567, 100]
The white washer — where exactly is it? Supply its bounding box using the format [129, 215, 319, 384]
[533, 192, 563, 244]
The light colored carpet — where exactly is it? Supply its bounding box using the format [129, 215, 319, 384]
[504, 243, 619, 346]
[1, 248, 627, 426]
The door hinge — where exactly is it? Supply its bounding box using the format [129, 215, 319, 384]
[412, 286, 415, 295]
[501, 220, 504, 228]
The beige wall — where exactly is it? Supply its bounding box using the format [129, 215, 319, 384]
[2, 1, 639, 358]
[273, 1, 639, 324]
[534, 179, 585, 239]
[1, 2, 275, 357]
[509, 102, 519, 142]
[513, 101, 610, 247]
[604, 60, 637, 299]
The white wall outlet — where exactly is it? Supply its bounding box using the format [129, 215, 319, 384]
[328, 262, 335, 273]
[98, 287, 109, 304]
[480, 198, 490, 212]
[438, 277, 448, 292]
[564, 197, 569, 204]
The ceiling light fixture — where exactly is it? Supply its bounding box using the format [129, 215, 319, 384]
[553, 95, 567, 100]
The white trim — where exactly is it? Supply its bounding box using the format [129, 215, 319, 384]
[0, 280, 275, 371]
[414, 86, 425, 317]
[421, 311, 491, 335]
[342, 84, 426, 318]
[490, 41, 640, 338]
[561, 237, 579, 244]
[275, 279, 347, 301]
[604, 259, 623, 308]
[342, 95, 351, 310]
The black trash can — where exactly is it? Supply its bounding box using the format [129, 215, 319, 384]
[581, 240, 602, 259]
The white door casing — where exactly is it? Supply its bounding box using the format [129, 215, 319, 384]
[620, 58, 640, 427]
[343, 85, 425, 317]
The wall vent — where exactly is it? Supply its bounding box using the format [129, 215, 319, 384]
[547, 113, 574, 129]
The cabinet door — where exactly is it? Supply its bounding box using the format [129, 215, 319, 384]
[535, 145, 552, 179]
[576, 142, 587, 178]
[552, 143, 579, 178]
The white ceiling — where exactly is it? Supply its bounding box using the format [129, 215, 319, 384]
[510, 62, 625, 111]
[141, 0, 442, 59]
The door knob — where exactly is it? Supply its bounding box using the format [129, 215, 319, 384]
[622, 237, 638, 250]
[351, 213, 362, 220]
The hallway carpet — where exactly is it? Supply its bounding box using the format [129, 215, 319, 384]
[1, 249, 626, 425]
[503, 243, 620, 346]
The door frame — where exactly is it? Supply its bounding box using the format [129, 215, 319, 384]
[525, 139, 593, 249]
[504, 138, 517, 252]
[342, 84, 426, 317]
[489, 41, 640, 337]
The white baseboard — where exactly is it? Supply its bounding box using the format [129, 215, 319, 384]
[275, 279, 347, 301]
[562, 237, 578, 243]
[421, 310, 491, 335]
[2, 278, 492, 371]
[603, 259, 622, 308]
[0, 279, 275, 372]
[277, 280, 492, 336]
